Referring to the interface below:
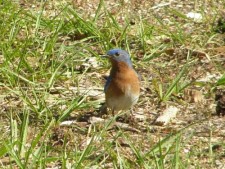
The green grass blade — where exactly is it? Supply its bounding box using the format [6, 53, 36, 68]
[19, 110, 29, 158]
[162, 64, 188, 101]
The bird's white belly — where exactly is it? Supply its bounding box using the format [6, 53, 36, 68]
[106, 92, 139, 111]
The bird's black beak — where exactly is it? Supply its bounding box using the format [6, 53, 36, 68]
[101, 54, 108, 57]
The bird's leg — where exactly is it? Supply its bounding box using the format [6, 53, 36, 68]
[99, 103, 108, 116]
[112, 108, 115, 116]
[128, 108, 136, 125]
[130, 108, 134, 116]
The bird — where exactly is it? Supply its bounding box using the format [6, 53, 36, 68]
[103, 48, 140, 115]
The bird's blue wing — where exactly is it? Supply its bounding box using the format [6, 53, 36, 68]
[104, 76, 112, 93]
[137, 72, 141, 81]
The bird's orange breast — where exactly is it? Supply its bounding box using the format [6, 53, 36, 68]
[105, 61, 140, 110]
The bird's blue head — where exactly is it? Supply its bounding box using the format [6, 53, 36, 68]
[105, 49, 133, 68]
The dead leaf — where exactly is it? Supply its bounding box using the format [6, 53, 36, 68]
[89, 116, 105, 124]
[184, 89, 204, 103]
[155, 106, 179, 126]
[164, 48, 175, 55]
[213, 46, 225, 54]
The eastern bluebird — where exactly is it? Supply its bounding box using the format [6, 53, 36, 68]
[103, 49, 140, 115]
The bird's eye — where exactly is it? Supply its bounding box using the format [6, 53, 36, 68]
[115, 52, 120, 56]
